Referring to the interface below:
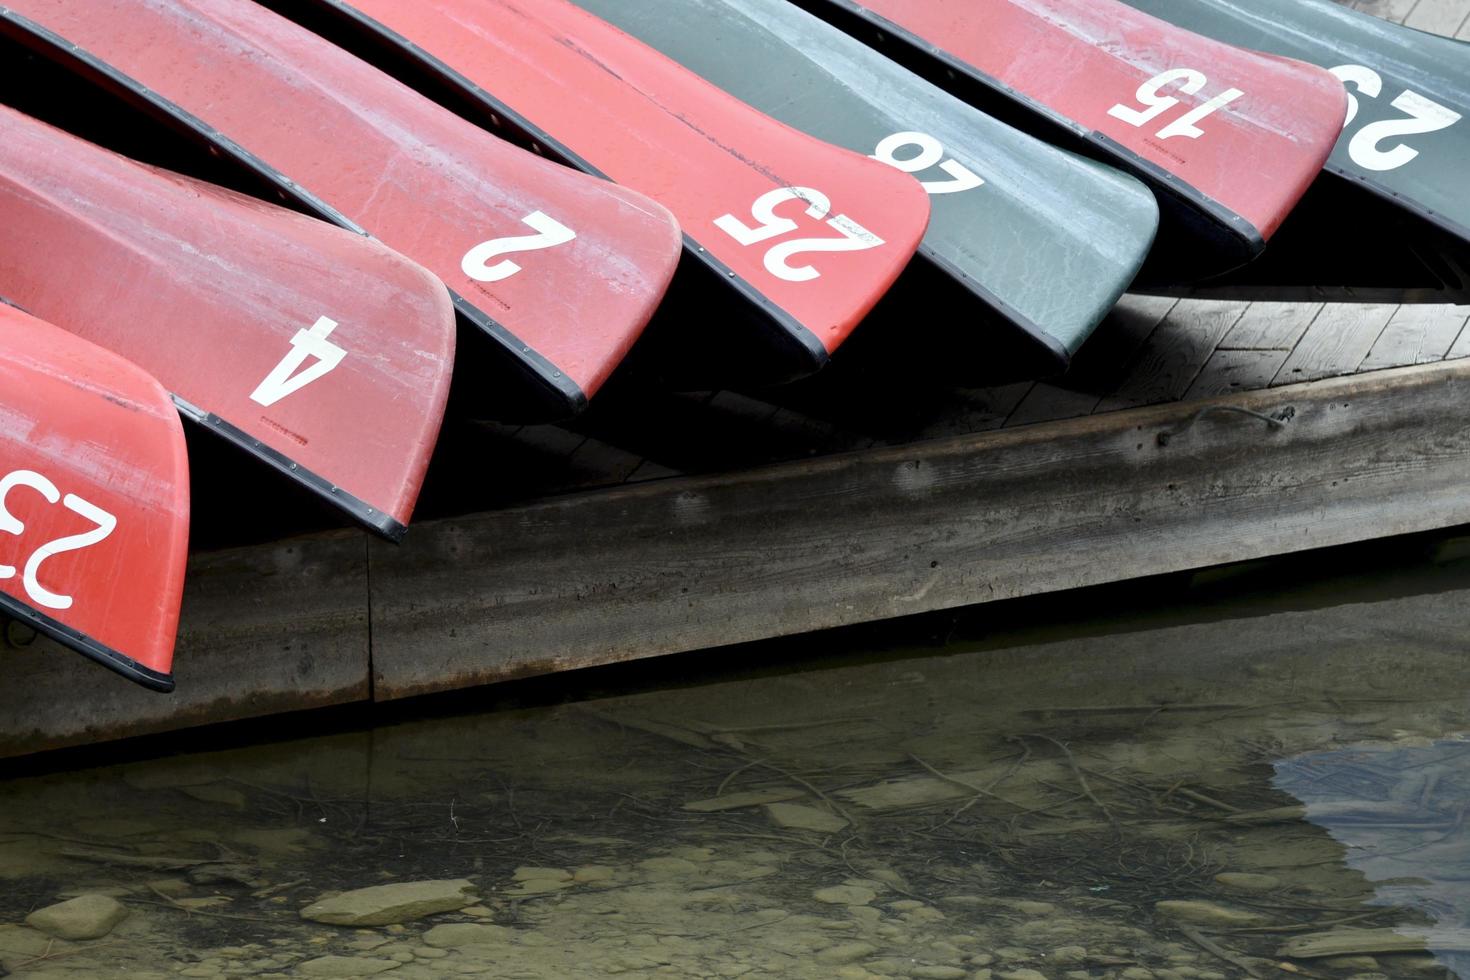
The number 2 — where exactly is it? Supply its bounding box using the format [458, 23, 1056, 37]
[461, 211, 577, 283]
[1108, 68, 1244, 140]
[0, 469, 116, 611]
[713, 187, 885, 283]
[1330, 64, 1461, 172]
[250, 316, 345, 408]
[871, 132, 985, 195]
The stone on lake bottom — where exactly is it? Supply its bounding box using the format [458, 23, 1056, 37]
[763, 802, 849, 833]
[300, 879, 479, 926]
[421, 923, 515, 949]
[25, 894, 130, 940]
[297, 954, 401, 976]
[813, 885, 877, 906]
[1155, 899, 1267, 928]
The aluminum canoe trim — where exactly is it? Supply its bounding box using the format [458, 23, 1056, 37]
[0, 590, 174, 691]
[0, 5, 588, 418]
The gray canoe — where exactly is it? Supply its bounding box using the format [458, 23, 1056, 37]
[571, 0, 1160, 368]
[1123, 0, 1470, 299]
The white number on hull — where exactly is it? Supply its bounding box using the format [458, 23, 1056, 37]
[251, 316, 346, 408]
[1108, 68, 1244, 140]
[714, 187, 885, 283]
[462, 210, 578, 282]
[871, 132, 985, 195]
[1330, 64, 1461, 172]
[0, 469, 117, 611]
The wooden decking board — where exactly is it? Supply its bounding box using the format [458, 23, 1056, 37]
[1404, 0, 1470, 33]
[1004, 295, 1180, 426]
[1360, 304, 1470, 370]
[1218, 301, 1325, 351]
[1184, 348, 1292, 399]
[1271, 303, 1399, 385]
[1095, 300, 1251, 411]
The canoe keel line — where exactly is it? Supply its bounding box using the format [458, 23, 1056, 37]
[0, 305, 189, 691]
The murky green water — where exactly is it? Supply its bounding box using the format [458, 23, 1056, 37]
[3, 534, 1470, 979]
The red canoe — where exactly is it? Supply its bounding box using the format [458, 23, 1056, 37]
[0, 104, 456, 540]
[0, 0, 683, 414]
[799, 0, 1348, 275]
[0, 301, 188, 690]
[277, 0, 932, 367]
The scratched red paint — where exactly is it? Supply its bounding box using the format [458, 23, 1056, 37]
[837, 0, 1347, 241]
[317, 0, 931, 354]
[3, 0, 683, 404]
[0, 304, 188, 685]
[0, 105, 455, 531]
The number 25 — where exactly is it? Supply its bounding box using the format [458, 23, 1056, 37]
[1330, 64, 1461, 172]
[714, 187, 885, 283]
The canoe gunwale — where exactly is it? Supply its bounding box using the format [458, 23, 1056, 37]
[303, 0, 834, 375]
[807, 0, 1269, 275]
[0, 5, 588, 419]
[170, 396, 408, 542]
[0, 574, 175, 692]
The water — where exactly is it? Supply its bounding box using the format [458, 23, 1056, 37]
[2, 532, 1470, 979]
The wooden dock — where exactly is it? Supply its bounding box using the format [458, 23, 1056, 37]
[3, 0, 1469, 757]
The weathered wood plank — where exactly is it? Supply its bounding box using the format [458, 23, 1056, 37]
[1005, 295, 1178, 426]
[367, 359, 1470, 700]
[0, 531, 371, 758]
[1096, 299, 1249, 411]
[1184, 348, 1290, 399]
[1219, 302, 1323, 351]
[1403, 0, 1470, 34]
[1272, 303, 1397, 385]
[1360, 304, 1470, 371]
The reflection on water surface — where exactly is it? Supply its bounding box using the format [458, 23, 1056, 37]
[2, 534, 1470, 979]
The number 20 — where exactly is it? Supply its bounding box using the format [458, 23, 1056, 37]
[0, 470, 116, 611]
[1108, 68, 1244, 140]
[871, 132, 985, 195]
[714, 187, 885, 283]
[1330, 64, 1461, 172]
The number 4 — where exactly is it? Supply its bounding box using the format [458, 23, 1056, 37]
[250, 316, 346, 408]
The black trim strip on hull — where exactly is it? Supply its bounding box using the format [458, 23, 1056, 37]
[298, 0, 833, 378]
[0, 5, 587, 419]
[171, 395, 407, 542]
[0, 590, 174, 692]
[798, 0, 1267, 279]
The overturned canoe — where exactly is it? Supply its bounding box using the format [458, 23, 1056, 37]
[0, 104, 455, 539]
[1120, 0, 1470, 299]
[0, 0, 682, 414]
[795, 0, 1348, 281]
[273, 0, 932, 376]
[0, 301, 188, 691]
[567, 0, 1159, 370]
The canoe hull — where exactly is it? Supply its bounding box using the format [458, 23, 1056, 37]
[0, 302, 188, 689]
[0, 104, 456, 536]
[0, 0, 684, 412]
[282, 0, 932, 379]
[796, 0, 1348, 282]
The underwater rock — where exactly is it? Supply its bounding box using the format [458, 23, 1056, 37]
[299, 879, 479, 926]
